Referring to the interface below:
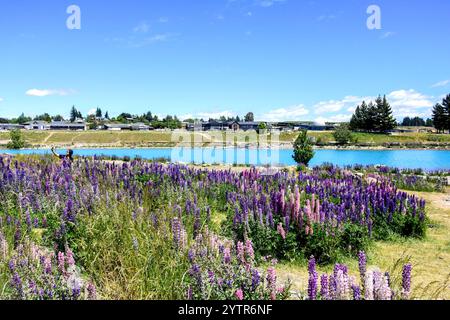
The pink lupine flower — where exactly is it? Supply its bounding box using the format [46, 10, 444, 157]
[235, 289, 244, 301]
[236, 242, 245, 264]
[266, 267, 277, 300]
[277, 223, 286, 240]
[245, 239, 254, 261]
[65, 248, 75, 267]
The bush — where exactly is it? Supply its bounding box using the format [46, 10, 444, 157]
[333, 124, 354, 145]
[292, 130, 315, 166]
[7, 129, 26, 149]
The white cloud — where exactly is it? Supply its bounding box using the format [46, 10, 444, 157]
[380, 31, 396, 39]
[197, 110, 235, 120]
[314, 95, 374, 114]
[317, 14, 336, 22]
[133, 22, 150, 33]
[258, 105, 309, 122]
[431, 80, 450, 88]
[256, 0, 286, 7]
[26, 89, 75, 97]
[0, 97, 3, 102]
[387, 89, 434, 109]
[87, 109, 97, 116]
[130, 33, 175, 48]
[158, 17, 169, 23]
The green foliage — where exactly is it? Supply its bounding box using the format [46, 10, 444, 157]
[292, 130, 315, 166]
[7, 129, 26, 149]
[432, 95, 450, 133]
[245, 112, 255, 122]
[350, 96, 397, 133]
[333, 124, 354, 145]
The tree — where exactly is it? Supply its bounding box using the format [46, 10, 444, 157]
[443, 94, 450, 133]
[96, 108, 103, 118]
[333, 124, 354, 145]
[52, 115, 64, 122]
[7, 129, 26, 149]
[432, 103, 447, 133]
[292, 130, 315, 167]
[104, 111, 110, 120]
[15, 113, 31, 125]
[376, 95, 396, 132]
[70, 106, 78, 123]
[34, 113, 52, 122]
[245, 112, 255, 122]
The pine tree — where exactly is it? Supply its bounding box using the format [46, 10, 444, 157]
[432, 103, 447, 133]
[376, 95, 396, 132]
[292, 130, 315, 167]
[70, 106, 78, 123]
[105, 111, 110, 119]
[96, 108, 103, 118]
[442, 94, 450, 133]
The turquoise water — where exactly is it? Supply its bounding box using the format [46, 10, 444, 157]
[2, 148, 450, 170]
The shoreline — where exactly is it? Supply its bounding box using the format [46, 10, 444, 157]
[1, 144, 450, 151]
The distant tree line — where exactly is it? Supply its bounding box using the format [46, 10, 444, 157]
[432, 94, 450, 133]
[401, 117, 433, 127]
[349, 96, 397, 133]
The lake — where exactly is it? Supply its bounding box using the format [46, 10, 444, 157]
[2, 148, 450, 170]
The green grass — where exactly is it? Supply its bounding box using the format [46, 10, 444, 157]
[1, 130, 450, 148]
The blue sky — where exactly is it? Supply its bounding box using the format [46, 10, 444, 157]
[0, 0, 449, 122]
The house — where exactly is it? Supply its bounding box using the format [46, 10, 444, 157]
[0, 123, 25, 131]
[24, 121, 50, 130]
[49, 121, 87, 131]
[104, 123, 151, 131]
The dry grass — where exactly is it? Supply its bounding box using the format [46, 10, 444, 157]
[277, 188, 450, 299]
[1, 130, 450, 148]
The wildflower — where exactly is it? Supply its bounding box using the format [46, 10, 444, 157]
[244, 239, 254, 262]
[308, 256, 318, 300]
[266, 267, 277, 300]
[358, 251, 366, 288]
[235, 289, 244, 301]
[87, 282, 97, 300]
[401, 264, 412, 300]
[364, 272, 374, 300]
[223, 247, 231, 264]
[277, 223, 286, 240]
[320, 274, 329, 300]
[352, 285, 361, 300]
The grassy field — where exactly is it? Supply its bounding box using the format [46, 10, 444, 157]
[1, 130, 450, 148]
[277, 188, 450, 299]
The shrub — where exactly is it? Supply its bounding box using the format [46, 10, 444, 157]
[293, 130, 315, 166]
[7, 129, 26, 149]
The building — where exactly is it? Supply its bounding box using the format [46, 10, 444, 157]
[0, 123, 25, 131]
[24, 121, 50, 130]
[187, 120, 264, 132]
[49, 121, 87, 131]
[104, 123, 151, 131]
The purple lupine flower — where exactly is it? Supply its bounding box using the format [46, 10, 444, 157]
[223, 247, 231, 264]
[87, 282, 97, 300]
[358, 251, 367, 288]
[251, 269, 261, 291]
[320, 274, 329, 300]
[308, 256, 318, 300]
[401, 264, 412, 300]
[352, 285, 361, 300]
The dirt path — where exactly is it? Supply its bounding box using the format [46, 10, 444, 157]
[43, 132, 54, 144]
[277, 189, 450, 299]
